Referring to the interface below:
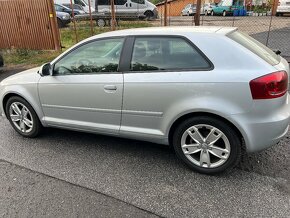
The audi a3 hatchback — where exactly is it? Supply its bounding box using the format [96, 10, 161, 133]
[0, 27, 289, 174]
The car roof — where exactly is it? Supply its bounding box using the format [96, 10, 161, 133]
[83, 26, 237, 42]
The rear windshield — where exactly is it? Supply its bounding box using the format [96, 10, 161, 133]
[227, 31, 280, 66]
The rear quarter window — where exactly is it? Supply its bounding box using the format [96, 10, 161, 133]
[227, 31, 280, 66]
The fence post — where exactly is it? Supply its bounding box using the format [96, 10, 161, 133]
[110, 0, 116, 30]
[266, 8, 274, 46]
[194, 0, 201, 26]
[47, 0, 61, 50]
[164, 0, 168, 26]
[70, 0, 78, 43]
[88, 0, 94, 35]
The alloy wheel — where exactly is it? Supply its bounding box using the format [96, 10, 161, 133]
[9, 102, 33, 133]
[180, 124, 231, 168]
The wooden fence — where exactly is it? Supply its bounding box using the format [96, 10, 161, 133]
[0, 0, 60, 50]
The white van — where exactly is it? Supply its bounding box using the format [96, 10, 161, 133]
[85, 0, 157, 19]
[276, 0, 290, 16]
[54, 0, 95, 13]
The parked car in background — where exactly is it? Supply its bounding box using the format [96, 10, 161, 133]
[89, 0, 158, 19]
[63, 3, 86, 13]
[0, 54, 3, 67]
[276, 0, 290, 16]
[211, 0, 244, 16]
[54, 0, 95, 13]
[56, 11, 71, 27]
[203, 3, 216, 15]
[55, 3, 86, 16]
[0, 27, 289, 174]
[181, 4, 207, 16]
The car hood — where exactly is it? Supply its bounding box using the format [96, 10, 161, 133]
[56, 11, 70, 16]
[1, 67, 41, 86]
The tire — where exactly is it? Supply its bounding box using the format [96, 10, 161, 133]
[57, 18, 64, 28]
[5, 96, 43, 138]
[144, 10, 154, 19]
[172, 116, 241, 174]
[96, 18, 106, 27]
[211, 11, 214, 16]
[222, 10, 227, 16]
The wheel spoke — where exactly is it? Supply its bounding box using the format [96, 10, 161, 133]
[23, 118, 33, 128]
[182, 144, 201, 155]
[187, 127, 204, 144]
[209, 146, 229, 160]
[200, 151, 211, 167]
[10, 114, 21, 122]
[12, 103, 21, 115]
[206, 128, 223, 145]
[20, 121, 26, 132]
[22, 107, 29, 118]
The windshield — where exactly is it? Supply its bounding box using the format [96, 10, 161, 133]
[227, 31, 280, 66]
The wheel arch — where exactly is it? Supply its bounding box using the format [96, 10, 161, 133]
[168, 112, 245, 149]
[2, 92, 44, 125]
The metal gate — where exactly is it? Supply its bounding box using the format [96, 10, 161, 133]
[0, 0, 60, 50]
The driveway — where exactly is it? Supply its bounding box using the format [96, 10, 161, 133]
[0, 68, 290, 217]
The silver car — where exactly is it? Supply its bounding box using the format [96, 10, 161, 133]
[0, 27, 289, 174]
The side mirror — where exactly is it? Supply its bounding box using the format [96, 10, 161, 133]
[38, 63, 52, 77]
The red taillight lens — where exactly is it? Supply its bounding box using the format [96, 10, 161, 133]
[250, 71, 288, 99]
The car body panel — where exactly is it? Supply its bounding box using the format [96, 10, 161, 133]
[38, 74, 123, 134]
[0, 27, 289, 154]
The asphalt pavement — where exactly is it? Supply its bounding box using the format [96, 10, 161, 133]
[0, 68, 290, 217]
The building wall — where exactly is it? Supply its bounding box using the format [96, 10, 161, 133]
[157, 0, 198, 16]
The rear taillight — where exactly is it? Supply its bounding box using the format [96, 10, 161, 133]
[250, 71, 288, 99]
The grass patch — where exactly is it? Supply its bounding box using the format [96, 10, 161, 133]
[1, 21, 152, 67]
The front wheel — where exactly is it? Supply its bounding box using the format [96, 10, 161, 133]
[172, 116, 241, 174]
[222, 10, 227, 16]
[211, 11, 214, 16]
[5, 96, 43, 138]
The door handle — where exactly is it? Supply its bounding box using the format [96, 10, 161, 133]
[130, 3, 132, 7]
[104, 85, 117, 91]
[126, 3, 128, 7]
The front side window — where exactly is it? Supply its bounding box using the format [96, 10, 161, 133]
[54, 4, 62, 11]
[54, 38, 124, 75]
[115, 0, 127, 5]
[75, 0, 86, 6]
[99, 0, 110, 5]
[130, 37, 211, 71]
[131, 0, 145, 4]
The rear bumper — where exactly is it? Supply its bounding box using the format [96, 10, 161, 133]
[229, 94, 290, 153]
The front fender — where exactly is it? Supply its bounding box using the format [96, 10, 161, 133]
[1, 85, 46, 126]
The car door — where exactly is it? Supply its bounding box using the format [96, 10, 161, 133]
[129, 0, 147, 15]
[120, 36, 213, 140]
[38, 37, 125, 134]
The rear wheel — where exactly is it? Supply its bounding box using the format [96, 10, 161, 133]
[211, 11, 214, 16]
[222, 10, 227, 16]
[144, 10, 154, 19]
[172, 116, 241, 174]
[5, 96, 42, 138]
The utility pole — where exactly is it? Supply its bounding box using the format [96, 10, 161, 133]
[164, 0, 168, 26]
[110, 0, 116, 30]
[194, 0, 201, 26]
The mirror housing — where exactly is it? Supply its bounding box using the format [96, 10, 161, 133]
[38, 63, 52, 77]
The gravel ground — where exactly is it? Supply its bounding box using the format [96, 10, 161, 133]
[0, 66, 289, 217]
